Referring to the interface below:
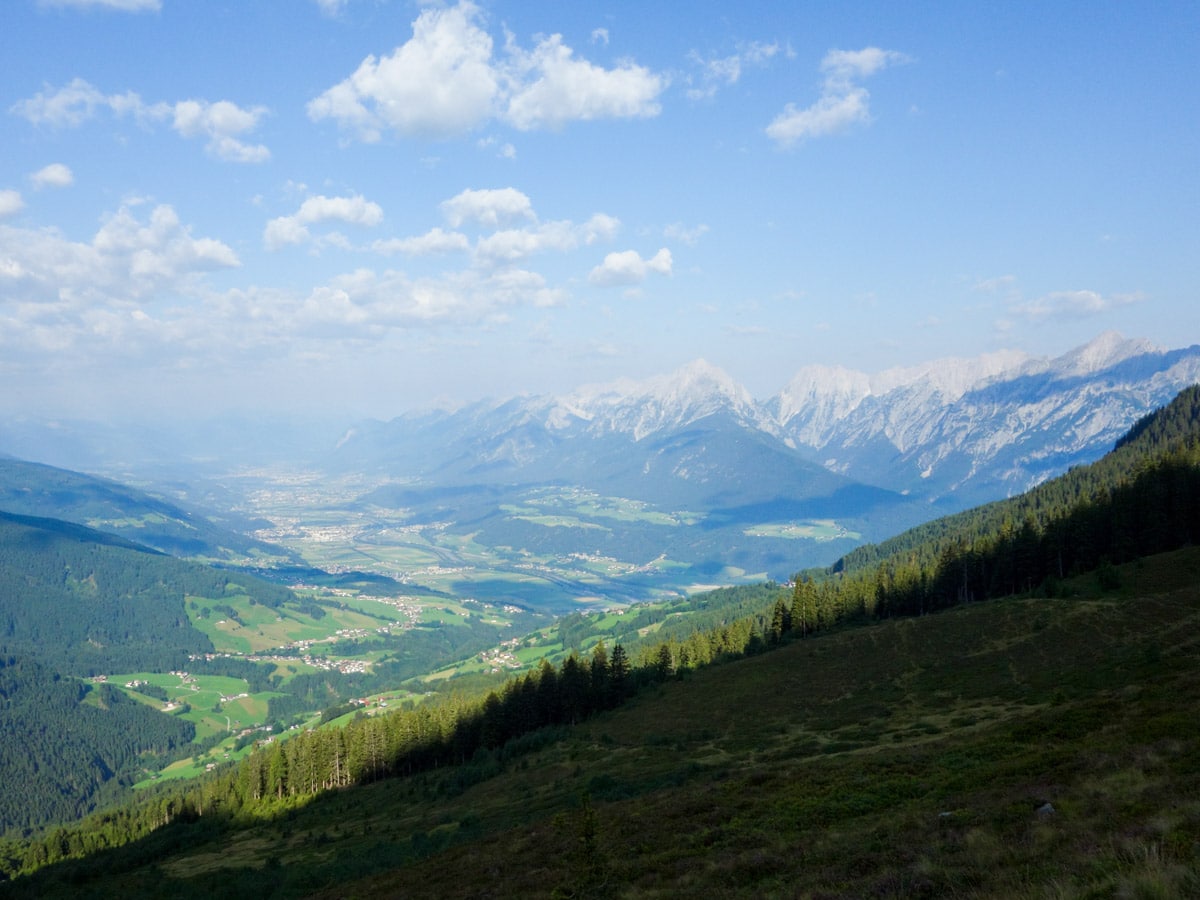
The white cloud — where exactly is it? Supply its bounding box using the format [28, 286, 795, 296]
[973, 274, 1018, 294]
[228, 264, 564, 342]
[307, 1, 665, 140]
[0, 205, 249, 373]
[0, 185, 642, 389]
[37, 0, 160, 10]
[296, 194, 383, 227]
[366, 191, 619, 270]
[687, 41, 779, 100]
[767, 46, 908, 147]
[473, 221, 580, 264]
[10, 78, 128, 127]
[171, 99, 270, 162]
[1012, 289, 1144, 321]
[10, 80, 269, 162]
[591, 28, 609, 46]
[314, 0, 348, 16]
[589, 248, 672, 287]
[307, 2, 498, 141]
[30, 163, 74, 189]
[372, 228, 470, 256]
[10, 78, 172, 129]
[664, 222, 709, 245]
[476, 135, 517, 159]
[503, 34, 664, 131]
[441, 187, 534, 228]
[821, 48, 908, 84]
[582, 213, 620, 244]
[263, 216, 311, 251]
[0, 203, 237, 315]
[0, 190, 25, 218]
[264, 194, 384, 251]
[766, 89, 871, 144]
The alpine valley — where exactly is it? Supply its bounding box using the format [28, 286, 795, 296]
[4, 332, 1199, 616]
[1, 342, 1198, 898]
[302, 330, 1200, 605]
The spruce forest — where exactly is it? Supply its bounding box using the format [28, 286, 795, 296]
[0, 387, 1197, 896]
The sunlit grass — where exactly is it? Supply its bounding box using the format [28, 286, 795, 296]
[742, 518, 861, 541]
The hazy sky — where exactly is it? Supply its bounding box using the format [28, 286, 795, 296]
[2, 0, 1197, 420]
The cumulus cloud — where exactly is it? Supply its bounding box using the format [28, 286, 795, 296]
[766, 46, 908, 147]
[262, 217, 311, 251]
[372, 191, 617, 267]
[503, 34, 664, 130]
[441, 187, 535, 228]
[0, 190, 25, 218]
[307, 2, 498, 141]
[307, 1, 664, 140]
[0, 204, 250, 375]
[219, 264, 564, 346]
[30, 163, 74, 190]
[9, 78, 139, 127]
[37, 0, 160, 10]
[264, 193, 385, 250]
[0, 186, 636, 384]
[0, 203, 237, 315]
[589, 248, 672, 287]
[472, 220, 591, 265]
[296, 194, 384, 227]
[10, 79, 269, 162]
[171, 99, 270, 162]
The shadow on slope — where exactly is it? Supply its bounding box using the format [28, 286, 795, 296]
[9, 548, 1200, 899]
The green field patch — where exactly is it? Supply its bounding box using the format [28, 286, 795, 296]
[186, 588, 419, 656]
[85, 511, 172, 530]
[500, 504, 608, 530]
[514, 488, 708, 529]
[743, 519, 862, 541]
[419, 605, 472, 626]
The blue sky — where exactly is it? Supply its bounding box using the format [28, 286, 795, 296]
[1, 0, 1197, 420]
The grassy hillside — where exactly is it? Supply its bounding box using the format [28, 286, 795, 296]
[3, 387, 1198, 892]
[5, 547, 1198, 898]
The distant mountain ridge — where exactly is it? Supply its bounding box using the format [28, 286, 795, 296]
[334, 332, 1200, 511]
[0, 458, 297, 563]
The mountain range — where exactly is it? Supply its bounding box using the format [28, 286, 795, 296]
[333, 331, 1200, 512]
[2, 331, 1197, 590]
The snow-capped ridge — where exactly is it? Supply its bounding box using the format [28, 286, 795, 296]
[550, 358, 768, 440]
[1049, 331, 1159, 376]
[334, 331, 1200, 512]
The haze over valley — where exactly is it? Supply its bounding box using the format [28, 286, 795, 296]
[2, 2, 1199, 896]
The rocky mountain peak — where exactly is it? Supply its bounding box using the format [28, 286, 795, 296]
[1051, 331, 1159, 376]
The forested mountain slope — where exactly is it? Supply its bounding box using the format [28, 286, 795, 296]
[820, 383, 1200, 595]
[4, 386, 1200, 897]
[0, 458, 295, 563]
[0, 510, 303, 676]
[0, 656, 195, 835]
[4, 546, 1198, 898]
[0, 510, 314, 836]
